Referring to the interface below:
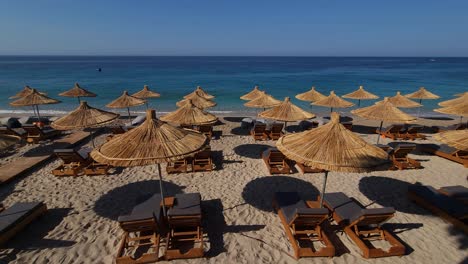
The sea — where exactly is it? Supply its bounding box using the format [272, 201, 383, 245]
[0, 56, 467, 116]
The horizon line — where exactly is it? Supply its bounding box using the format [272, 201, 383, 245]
[0, 54, 467, 58]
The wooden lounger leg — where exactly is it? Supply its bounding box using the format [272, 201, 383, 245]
[116, 232, 160, 264]
[343, 226, 405, 258]
[164, 228, 204, 260]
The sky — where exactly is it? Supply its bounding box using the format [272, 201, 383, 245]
[0, 1, 467, 56]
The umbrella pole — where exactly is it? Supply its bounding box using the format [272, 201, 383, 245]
[31, 106, 37, 119]
[319, 171, 329, 208]
[90, 131, 95, 148]
[157, 163, 167, 217]
[330, 107, 333, 113]
[358, 99, 361, 107]
[35, 105, 41, 122]
[376, 120, 383, 144]
[127, 107, 131, 120]
[417, 99, 422, 118]
[77, 97, 81, 104]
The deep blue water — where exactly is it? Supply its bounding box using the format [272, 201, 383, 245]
[0, 56, 467, 116]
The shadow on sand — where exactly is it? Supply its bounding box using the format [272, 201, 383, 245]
[233, 144, 271, 159]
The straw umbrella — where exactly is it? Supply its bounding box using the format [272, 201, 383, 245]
[106, 91, 146, 119]
[295, 86, 327, 103]
[258, 97, 315, 128]
[59, 82, 97, 104]
[405, 87, 440, 117]
[0, 135, 21, 151]
[184, 86, 214, 100]
[9, 85, 46, 99]
[10, 88, 61, 123]
[160, 100, 218, 126]
[51, 101, 120, 147]
[434, 130, 468, 151]
[132, 85, 161, 109]
[277, 112, 389, 207]
[312, 91, 355, 112]
[343, 86, 379, 107]
[240, 86, 263, 101]
[455, 92, 467, 97]
[91, 109, 208, 216]
[244, 91, 281, 111]
[351, 97, 416, 144]
[438, 93, 468, 107]
[177, 93, 217, 109]
[387, 92, 421, 108]
[434, 101, 468, 124]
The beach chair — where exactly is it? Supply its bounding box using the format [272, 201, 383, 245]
[420, 144, 468, 168]
[404, 125, 426, 140]
[84, 162, 111, 176]
[408, 185, 468, 234]
[434, 123, 467, 132]
[22, 125, 61, 143]
[192, 148, 213, 172]
[250, 123, 267, 140]
[295, 163, 325, 174]
[167, 158, 190, 174]
[268, 123, 284, 140]
[52, 149, 91, 176]
[272, 192, 334, 259]
[165, 193, 204, 260]
[388, 144, 421, 170]
[195, 125, 213, 140]
[0, 126, 27, 139]
[262, 148, 291, 174]
[376, 124, 404, 140]
[116, 194, 164, 264]
[322, 192, 406, 258]
[0, 201, 47, 246]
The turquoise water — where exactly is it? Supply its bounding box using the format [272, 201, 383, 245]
[0, 56, 466, 116]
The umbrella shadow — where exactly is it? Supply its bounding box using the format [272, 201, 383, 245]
[223, 117, 246, 123]
[448, 225, 468, 251]
[233, 144, 271, 159]
[0, 208, 75, 262]
[211, 150, 243, 170]
[359, 176, 431, 215]
[230, 127, 250, 136]
[242, 176, 320, 212]
[203, 198, 265, 258]
[352, 124, 378, 135]
[284, 125, 301, 133]
[93, 180, 185, 220]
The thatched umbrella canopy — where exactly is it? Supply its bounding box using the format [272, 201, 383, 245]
[455, 92, 467, 97]
[405, 87, 440, 103]
[184, 86, 214, 100]
[258, 97, 315, 127]
[106, 91, 146, 119]
[244, 91, 281, 110]
[160, 100, 218, 126]
[177, 93, 217, 109]
[0, 135, 20, 151]
[240, 86, 263, 101]
[388, 91, 421, 108]
[91, 109, 208, 215]
[9, 85, 46, 99]
[10, 88, 61, 122]
[59, 82, 97, 103]
[343, 86, 379, 106]
[434, 101, 468, 123]
[351, 97, 416, 143]
[435, 130, 468, 151]
[312, 91, 354, 112]
[132, 85, 161, 109]
[295, 86, 327, 102]
[277, 112, 389, 206]
[438, 93, 468, 107]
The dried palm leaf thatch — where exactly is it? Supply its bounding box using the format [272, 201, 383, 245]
[405, 87, 440, 100]
[51, 101, 119, 130]
[435, 130, 468, 151]
[184, 86, 214, 100]
[160, 100, 218, 126]
[277, 112, 389, 173]
[244, 91, 281, 108]
[258, 97, 315, 122]
[10, 88, 60, 106]
[106, 91, 146, 108]
[132, 85, 161, 99]
[434, 101, 468, 117]
[9, 85, 46, 99]
[438, 93, 468, 107]
[59, 82, 97, 98]
[240, 86, 264, 100]
[351, 97, 416, 123]
[311, 91, 354, 110]
[295, 86, 327, 102]
[387, 91, 421, 108]
[343, 86, 379, 100]
[454, 92, 467, 97]
[91, 109, 208, 167]
[177, 93, 217, 109]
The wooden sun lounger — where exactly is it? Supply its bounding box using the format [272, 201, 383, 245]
[268, 123, 284, 140]
[167, 158, 190, 174]
[22, 125, 61, 143]
[52, 149, 91, 176]
[434, 123, 467, 132]
[196, 125, 213, 140]
[116, 194, 164, 264]
[0, 126, 27, 139]
[404, 125, 426, 140]
[192, 149, 213, 172]
[0, 201, 47, 246]
[273, 192, 334, 259]
[166, 193, 204, 260]
[322, 192, 405, 258]
[420, 144, 468, 168]
[295, 163, 325, 174]
[262, 148, 291, 174]
[376, 124, 405, 140]
[388, 144, 421, 170]
[84, 162, 111, 176]
[408, 185, 468, 234]
[438, 185, 468, 204]
[250, 123, 267, 141]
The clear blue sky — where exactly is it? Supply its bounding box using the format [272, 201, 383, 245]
[1, 1, 467, 56]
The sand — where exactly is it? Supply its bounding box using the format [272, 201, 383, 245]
[0, 114, 466, 264]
